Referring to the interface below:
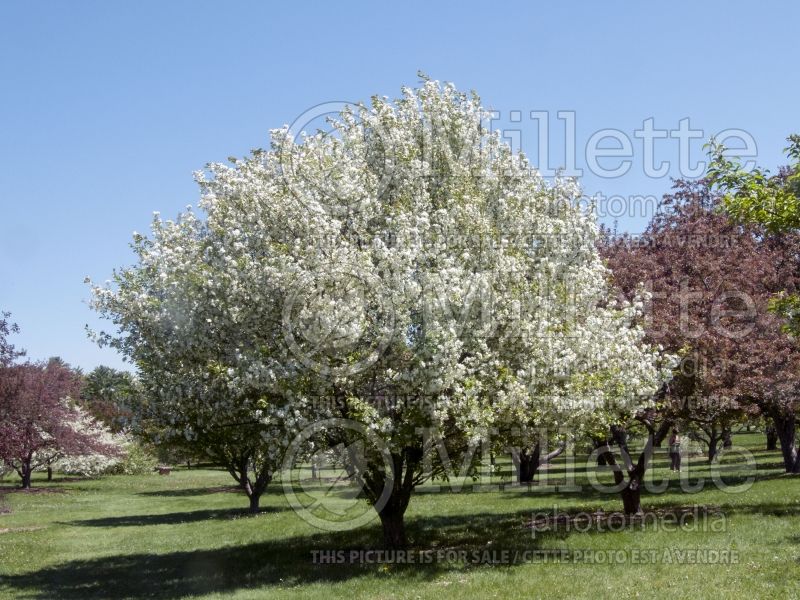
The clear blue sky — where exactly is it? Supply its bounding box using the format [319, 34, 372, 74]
[0, 1, 796, 372]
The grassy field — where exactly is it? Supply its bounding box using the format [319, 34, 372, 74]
[1, 432, 799, 599]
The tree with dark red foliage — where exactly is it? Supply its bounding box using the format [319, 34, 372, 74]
[602, 180, 800, 473]
[0, 360, 120, 488]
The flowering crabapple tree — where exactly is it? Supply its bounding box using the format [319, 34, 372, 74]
[135, 367, 308, 513]
[0, 360, 120, 488]
[90, 78, 671, 542]
[490, 286, 671, 489]
[52, 404, 126, 477]
[88, 192, 312, 514]
[272, 78, 671, 542]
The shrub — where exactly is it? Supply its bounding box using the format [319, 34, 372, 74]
[105, 440, 158, 475]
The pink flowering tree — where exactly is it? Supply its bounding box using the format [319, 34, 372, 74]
[0, 360, 121, 488]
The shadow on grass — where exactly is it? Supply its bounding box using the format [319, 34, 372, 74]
[63, 506, 287, 527]
[0, 486, 69, 494]
[498, 464, 788, 501]
[0, 537, 376, 599]
[2, 501, 760, 599]
[0, 511, 533, 599]
[137, 486, 243, 498]
[720, 502, 800, 517]
[6, 503, 598, 599]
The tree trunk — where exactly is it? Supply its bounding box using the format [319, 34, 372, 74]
[600, 422, 668, 515]
[772, 413, 800, 473]
[20, 464, 32, 489]
[47, 467, 53, 482]
[766, 425, 778, 451]
[517, 444, 541, 484]
[247, 491, 261, 514]
[722, 428, 732, 448]
[518, 455, 537, 483]
[222, 451, 271, 512]
[654, 420, 672, 448]
[598, 445, 643, 515]
[620, 478, 642, 514]
[593, 439, 610, 465]
[361, 449, 418, 549]
[707, 432, 719, 464]
[242, 467, 271, 514]
[599, 446, 643, 515]
[379, 506, 407, 549]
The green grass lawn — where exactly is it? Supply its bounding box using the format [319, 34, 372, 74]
[1, 432, 799, 599]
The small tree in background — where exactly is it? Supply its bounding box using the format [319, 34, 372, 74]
[707, 134, 800, 234]
[0, 312, 24, 367]
[0, 360, 121, 488]
[52, 404, 126, 476]
[81, 366, 140, 433]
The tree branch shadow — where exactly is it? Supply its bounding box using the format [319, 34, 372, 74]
[137, 486, 243, 498]
[2, 501, 757, 599]
[2, 508, 553, 598]
[0, 529, 437, 599]
[62, 506, 288, 527]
